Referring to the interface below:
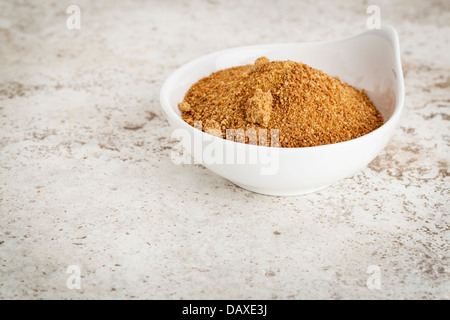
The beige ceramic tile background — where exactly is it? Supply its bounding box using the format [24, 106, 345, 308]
[0, 0, 448, 299]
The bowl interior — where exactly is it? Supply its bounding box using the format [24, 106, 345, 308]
[163, 27, 403, 128]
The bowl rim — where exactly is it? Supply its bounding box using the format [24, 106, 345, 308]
[160, 25, 405, 152]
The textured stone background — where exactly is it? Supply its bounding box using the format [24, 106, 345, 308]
[0, 0, 448, 299]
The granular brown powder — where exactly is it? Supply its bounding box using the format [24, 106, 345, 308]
[179, 57, 383, 148]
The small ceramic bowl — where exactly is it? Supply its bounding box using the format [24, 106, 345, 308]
[160, 25, 404, 196]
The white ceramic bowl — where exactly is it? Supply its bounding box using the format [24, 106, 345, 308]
[160, 26, 404, 196]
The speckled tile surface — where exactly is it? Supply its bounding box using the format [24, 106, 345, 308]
[0, 0, 449, 299]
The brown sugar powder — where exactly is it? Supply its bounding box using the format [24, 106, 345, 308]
[178, 57, 383, 148]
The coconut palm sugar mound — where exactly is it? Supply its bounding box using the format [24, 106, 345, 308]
[179, 57, 383, 148]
